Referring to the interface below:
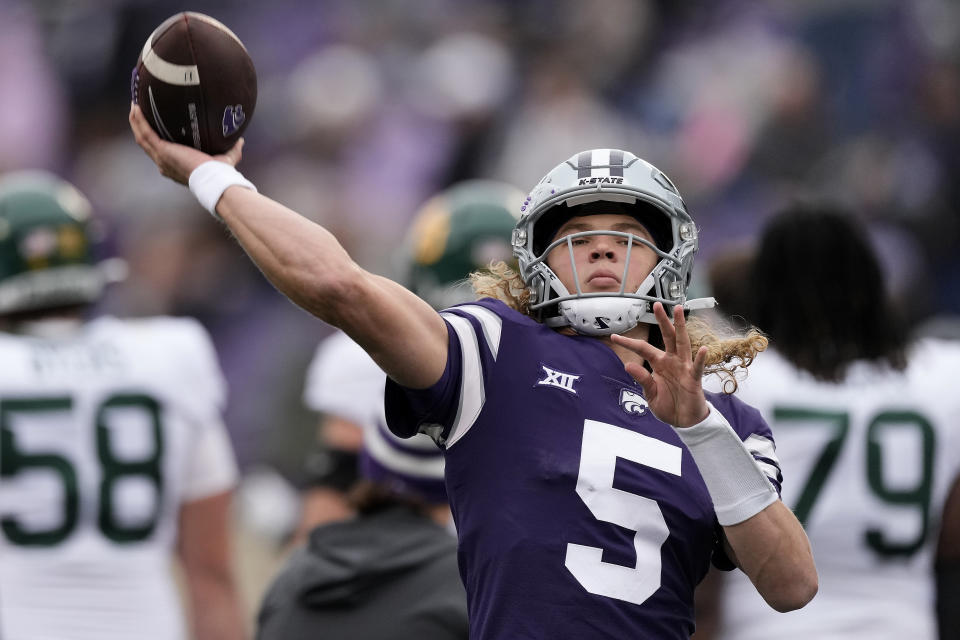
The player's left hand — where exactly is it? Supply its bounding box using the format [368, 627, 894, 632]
[129, 103, 243, 185]
[611, 302, 710, 428]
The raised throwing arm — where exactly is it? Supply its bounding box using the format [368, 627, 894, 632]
[129, 104, 447, 389]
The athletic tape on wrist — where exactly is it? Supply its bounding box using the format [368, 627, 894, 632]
[674, 402, 778, 526]
[188, 160, 257, 217]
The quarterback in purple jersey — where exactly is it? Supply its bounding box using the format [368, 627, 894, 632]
[130, 103, 818, 639]
[387, 297, 779, 638]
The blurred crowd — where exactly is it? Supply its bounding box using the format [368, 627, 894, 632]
[2, 0, 959, 478]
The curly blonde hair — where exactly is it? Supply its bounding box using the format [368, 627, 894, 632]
[470, 261, 767, 393]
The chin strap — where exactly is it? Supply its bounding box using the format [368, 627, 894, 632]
[683, 296, 717, 311]
[555, 297, 645, 336]
[632, 295, 718, 326]
[550, 295, 719, 337]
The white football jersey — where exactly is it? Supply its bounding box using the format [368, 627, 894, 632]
[0, 316, 238, 640]
[302, 330, 444, 488]
[303, 329, 385, 430]
[705, 339, 960, 640]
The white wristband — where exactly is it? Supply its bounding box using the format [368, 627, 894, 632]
[674, 402, 778, 526]
[188, 160, 257, 217]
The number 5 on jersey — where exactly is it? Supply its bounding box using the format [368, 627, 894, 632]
[565, 420, 682, 606]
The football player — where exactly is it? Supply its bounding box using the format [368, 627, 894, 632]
[293, 180, 523, 543]
[700, 205, 960, 640]
[131, 103, 818, 639]
[0, 172, 246, 640]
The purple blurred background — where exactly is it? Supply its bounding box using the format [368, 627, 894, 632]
[3, 0, 958, 475]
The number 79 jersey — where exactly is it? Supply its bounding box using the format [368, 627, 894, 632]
[0, 316, 238, 640]
[707, 342, 960, 640]
[385, 298, 780, 640]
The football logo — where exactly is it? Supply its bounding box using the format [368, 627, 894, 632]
[222, 104, 246, 136]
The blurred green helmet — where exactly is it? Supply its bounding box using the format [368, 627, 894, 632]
[406, 180, 523, 309]
[0, 171, 107, 315]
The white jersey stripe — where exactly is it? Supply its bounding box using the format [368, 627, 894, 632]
[755, 461, 781, 484]
[454, 304, 503, 360]
[442, 313, 485, 448]
[744, 434, 780, 482]
[366, 424, 446, 478]
[744, 434, 780, 465]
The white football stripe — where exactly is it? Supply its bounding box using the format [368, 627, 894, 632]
[441, 313, 485, 448]
[140, 33, 200, 86]
[454, 304, 503, 360]
[366, 425, 445, 479]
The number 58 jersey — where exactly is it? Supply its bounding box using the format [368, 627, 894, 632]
[0, 316, 238, 640]
[708, 341, 960, 640]
[386, 299, 781, 640]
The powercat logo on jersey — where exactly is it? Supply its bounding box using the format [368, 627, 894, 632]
[536, 364, 581, 395]
[620, 388, 648, 416]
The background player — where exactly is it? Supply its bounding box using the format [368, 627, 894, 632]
[0, 172, 246, 640]
[293, 179, 523, 543]
[257, 393, 467, 640]
[699, 204, 960, 640]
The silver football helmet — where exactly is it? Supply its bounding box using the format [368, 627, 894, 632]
[512, 149, 715, 336]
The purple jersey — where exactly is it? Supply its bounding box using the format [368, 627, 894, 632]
[386, 299, 779, 640]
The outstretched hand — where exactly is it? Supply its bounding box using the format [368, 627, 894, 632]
[611, 302, 710, 428]
[128, 103, 244, 185]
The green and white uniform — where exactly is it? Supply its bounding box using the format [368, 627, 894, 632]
[708, 339, 960, 640]
[0, 316, 238, 640]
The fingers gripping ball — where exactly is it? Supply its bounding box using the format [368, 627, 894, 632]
[132, 12, 256, 155]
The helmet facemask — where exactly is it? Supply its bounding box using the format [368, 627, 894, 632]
[513, 149, 715, 336]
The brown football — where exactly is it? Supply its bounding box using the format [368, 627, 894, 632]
[132, 12, 256, 155]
